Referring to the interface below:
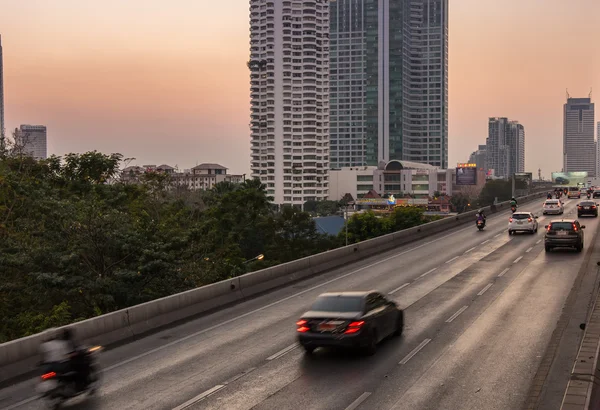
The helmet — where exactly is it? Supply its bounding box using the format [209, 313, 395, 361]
[478, 209, 484, 214]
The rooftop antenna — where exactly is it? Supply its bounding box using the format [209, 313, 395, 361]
[566, 88, 570, 100]
[589, 88, 593, 99]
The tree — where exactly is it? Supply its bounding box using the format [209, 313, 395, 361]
[450, 193, 470, 213]
[479, 180, 512, 205]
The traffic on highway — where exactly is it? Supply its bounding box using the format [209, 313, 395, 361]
[1, 196, 599, 410]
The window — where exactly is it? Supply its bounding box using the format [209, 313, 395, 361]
[310, 296, 364, 312]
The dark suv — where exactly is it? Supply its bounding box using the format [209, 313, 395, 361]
[544, 219, 585, 252]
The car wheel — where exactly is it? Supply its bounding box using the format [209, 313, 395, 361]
[545, 245, 551, 252]
[508, 230, 512, 235]
[303, 345, 316, 355]
[364, 330, 378, 356]
[393, 311, 404, 337]
[577, 243, 583, 252]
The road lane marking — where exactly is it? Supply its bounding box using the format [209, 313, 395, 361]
[477, 283, 493, 296]
[498, 268, 509, 277]
[399, 339, 432, 364]
[495, 233, 502, 238]
[223, 367, 256, 384]
[536, 239, 541, 244]
[266, 343, 299, 361]
[464, 247, 476, 254]
[445, 306, 469, 323]
[345, 392, 372, 410]
[389, 283, 411, 294]
[172, 385, 226, 410]
[514, 256, 523, 263]
[526, 247, 533, 253]
[446, 256, 459, 264]
[418, 267, 437, 279]
[2, 398, 38, 410]
[481, 239, 490, 245]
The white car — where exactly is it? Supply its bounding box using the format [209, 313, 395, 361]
[508, 212, 539, 235]
[543, 199, 564, 215]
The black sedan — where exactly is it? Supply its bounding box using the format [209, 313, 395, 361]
[577, 201, 598, 217]
[296, 291, 404, 355]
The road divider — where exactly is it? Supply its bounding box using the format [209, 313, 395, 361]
[0, 192, 547, 385]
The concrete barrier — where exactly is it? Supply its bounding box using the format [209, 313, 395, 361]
[0, 191, 546, 384]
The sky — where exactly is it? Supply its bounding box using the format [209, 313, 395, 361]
[0, 0, 598, 178]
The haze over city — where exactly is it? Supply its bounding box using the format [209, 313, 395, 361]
[0, 0, 598, 177]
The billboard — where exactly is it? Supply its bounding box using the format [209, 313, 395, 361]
[456, 164, 477, 185]
[514, 173, 533, 196]
[551, 172, 588, 186]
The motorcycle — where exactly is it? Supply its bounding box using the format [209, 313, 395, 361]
[37, 346, 102, 409]
[476, 218, 485, 231]
[511, 205, 517, 213]
[588, 193, 592, 199]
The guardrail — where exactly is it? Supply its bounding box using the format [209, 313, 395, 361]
[0, 191, 547, 384]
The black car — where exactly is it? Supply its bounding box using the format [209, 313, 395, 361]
[544, 219, 585, 252]
[592, 191, 600, 199]
[578, 201, 598, 217]
[296, 291, 404, 355]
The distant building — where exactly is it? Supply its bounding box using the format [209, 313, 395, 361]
[121, 163, 244, 191]
[486, 118, 524, 179]
[0, 35, 5, 150]
[596, 122, 600, 177]
[564, 96, 595, 176]
[14, 125, 47, 159]
[468, 145, 487, 173]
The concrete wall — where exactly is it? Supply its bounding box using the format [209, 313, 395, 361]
[0, 192, 546, 384]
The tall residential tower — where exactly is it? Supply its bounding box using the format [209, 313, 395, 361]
[249, 0, 330, 206]
[486, 117, 525, 178]
[330, 0, 448, 169]
[563, 96, 595, 176]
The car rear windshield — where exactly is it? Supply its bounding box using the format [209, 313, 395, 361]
[580, 202, 595, 206]
[593, 192, 600, 197]
[550, 222, 574, 231]
[512, 213, 531, 220]
[311, 296, 364, 312]
[569, 187, 580, 191]
[545, 200, 558, 205]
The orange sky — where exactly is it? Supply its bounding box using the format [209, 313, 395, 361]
[0, 0, 598, 177]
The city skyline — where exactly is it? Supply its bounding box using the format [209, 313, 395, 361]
[0, 0, 598, 177]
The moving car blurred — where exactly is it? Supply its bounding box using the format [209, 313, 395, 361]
[577, 201, 598, 217]
[297, 291, 404, 355]
[544, 219, 585, 252]
[508, 212, 539, 235]
[542, 199, 564, 215]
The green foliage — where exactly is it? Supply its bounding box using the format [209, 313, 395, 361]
[340, 207, 439, 243]
[478, 180, 512, 205]
[450, 193, 471, 213]
[0, 152, 336, 342]
[304, 200, 342, 216]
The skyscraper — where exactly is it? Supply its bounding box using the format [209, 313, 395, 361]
[486, 118, 525, 178]
[330, 0, 448, 169]
[468, 144, 487, 173]
[249, 0, 330, 206]
[0, 35, 5, 151]
[596, 121, 600, 177]
[564, 96, 595, 176]
[15, 125, 47, 159]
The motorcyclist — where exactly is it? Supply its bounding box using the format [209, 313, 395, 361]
[547, 192, 552, 199]
[61, 328, 91, 391]
[510, 197, 517, 207]
[39, 328, 70, 375]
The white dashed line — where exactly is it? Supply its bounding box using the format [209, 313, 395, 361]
[536, 239, 541, 244]
[389, 283, 411, 295]
[494, 233, 502, 238]
[498, 268, 509, 277]
[223, 367, 256, 385]
[172, 385, 226, 410]
[513, 256, 523, 264]
[446, 256, 459, 264]
[477, 283, 493, 296]
[2, 398, 37, 410]
[481, 239, 490, 245]
[445, 306, 469, 323]
[464, 247, 476, 254]
[266, 343, 299, 361]
[345, 392, 372, 410]
[399, 339, 432, 365]
[418, 267, 437, 278]
[525, 247, 533, 253]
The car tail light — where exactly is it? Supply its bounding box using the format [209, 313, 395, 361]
[528, 218, 532, 222]
[41, 372, 56, 380]
[296, 319, 310, 333]
[578, 206, 582, 209]
[344, 321, 365, 334]
[509, 218, 513, 223]
[547, 224, 552, 232]
[573, 224, 578, 231]
[593, 206, 597, 209]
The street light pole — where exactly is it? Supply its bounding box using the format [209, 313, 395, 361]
[345, 205, 348, 247]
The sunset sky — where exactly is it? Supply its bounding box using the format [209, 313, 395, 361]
[0, 0, 598, 177]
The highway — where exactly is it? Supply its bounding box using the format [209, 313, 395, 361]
[1, 198, 598, 410]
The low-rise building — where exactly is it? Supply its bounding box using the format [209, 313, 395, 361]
[121, 163, 244, 190]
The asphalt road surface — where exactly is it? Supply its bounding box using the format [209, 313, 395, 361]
[1, 198, 598, 410]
